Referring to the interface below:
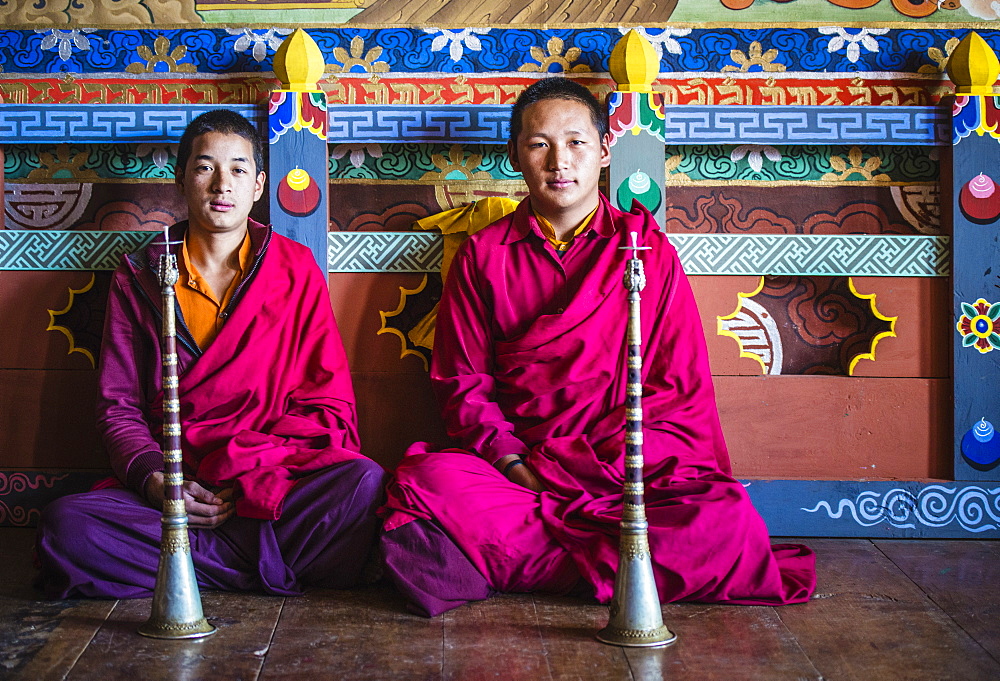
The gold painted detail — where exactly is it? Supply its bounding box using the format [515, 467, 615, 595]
[163, 499, 186, 515]
[919, 37, 960, 75]
[326, 36, 389, 74]
[717, 277, 769, 375]
[140, 619, 209, 635]
[518, 37, 591, 73]
[126, 37, 196, 74]
[624, 481, 644, 496]
[163, 472, 184, 485]
[421, 146, 492, 181]
[665, 154, 692, 183]
[822, 147, 890, 182]
[46, 273, 97, 368]
[163, 423, 181, 437]
[625, 455, 643, 467]
[377, 275, 432, 372]
[274, 29, 325, 91]
[947, 31, 1000, 95]
[163, 400, 180, 413]
[163, 376, 179, 389]
[626, 385, 642, 397]
[614, 626, 670, 639]
[609, 30, 658, 92]
[162, 354, 177, 366]
[621, 536, 650, 561]
[847, 278, 898, 375]
[626, 407, 643, 420]
[27, 145, 100, 181]
[722, 42, 786, 73]
[625, 431, 643, 446]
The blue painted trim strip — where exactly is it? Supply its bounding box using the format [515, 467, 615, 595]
[0, 104, 262, 143]
[0, 103, 945, 146]
[327, 105, 511, 144]
[661, 105, 948, 146]
[743, 479, 1000, 538]
[0, 231, 948, 276]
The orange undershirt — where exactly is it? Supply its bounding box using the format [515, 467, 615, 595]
[533, 205, 599, 252]
[176, 231, 252, 349]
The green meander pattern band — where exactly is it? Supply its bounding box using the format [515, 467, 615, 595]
[0, 232, 949, 277]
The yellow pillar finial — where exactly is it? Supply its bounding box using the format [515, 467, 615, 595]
[273, 28, 325, 91]
[609, 30, 659, 93]
[947, 31, 1000, 96]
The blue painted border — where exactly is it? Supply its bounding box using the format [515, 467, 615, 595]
[744, 479, 1000, 538]
[0, 104, 262, 144]
[0, 104, 946, 146]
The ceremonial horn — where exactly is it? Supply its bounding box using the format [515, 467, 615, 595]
[138, 247, 216, 640]
[596, 232, 676, 648]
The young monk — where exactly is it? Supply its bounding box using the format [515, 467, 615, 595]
[380, 78, 816, 616]
[36, 110, 387, 598]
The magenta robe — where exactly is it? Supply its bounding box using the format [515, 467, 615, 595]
[384, 196, 815, 607]
[98, 220, 368, 520]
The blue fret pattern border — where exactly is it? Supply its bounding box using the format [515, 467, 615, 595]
[0, 231, 948, 276]
[328, 106, 510, 144]
[661, 106, 947, 146]
[0, 105, 262, 144]
[0, 104, 946, 146]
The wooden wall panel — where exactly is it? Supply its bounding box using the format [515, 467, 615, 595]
[850, 277, 950, 379]
[329, 272, 431, 374]
[691, 275, 771, 376]
[692, 276, 950, 379]
[352, 371, 446, 470]
[717, 376, 951, 480]
[0, 271, 97, 371]
[0, 369, 102, 469]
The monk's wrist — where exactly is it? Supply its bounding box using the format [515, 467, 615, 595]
[502, 457, 525, 477]
[494, 454, 523, 476]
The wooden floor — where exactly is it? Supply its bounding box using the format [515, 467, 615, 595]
[2, 529, 999, 681]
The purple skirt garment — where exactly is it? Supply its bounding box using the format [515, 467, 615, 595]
[35, 459, 387, 599]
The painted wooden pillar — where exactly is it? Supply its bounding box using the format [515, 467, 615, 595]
[1, 147, 5, 229]
[948, 32, 1000, 480]
[607, 30, 666, 228]
[267, 29, 329, 272]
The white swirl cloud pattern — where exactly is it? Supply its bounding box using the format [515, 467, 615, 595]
[801, 485, 1000, 532]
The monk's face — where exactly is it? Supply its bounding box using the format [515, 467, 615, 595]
[508, 98, 610, 221]
[176, 131, 265, 237]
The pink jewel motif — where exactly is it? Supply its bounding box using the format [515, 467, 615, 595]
[969, 173, 996, 199]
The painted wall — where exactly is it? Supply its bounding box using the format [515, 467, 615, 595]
[2, 0, 996, 534]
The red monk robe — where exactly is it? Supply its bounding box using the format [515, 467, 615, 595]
[380, 196, 816, 615]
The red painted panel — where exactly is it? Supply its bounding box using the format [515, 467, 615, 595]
[717, 375, 951, 480]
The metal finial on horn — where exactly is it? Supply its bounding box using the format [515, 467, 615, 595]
[596, 231, 676, 648]
[138, 244, 215, 640]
